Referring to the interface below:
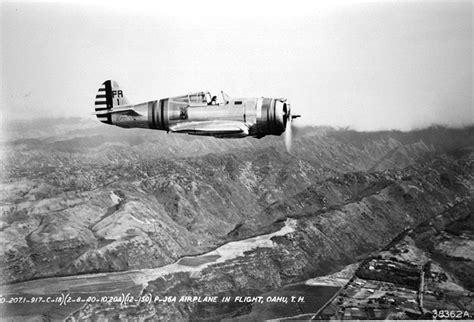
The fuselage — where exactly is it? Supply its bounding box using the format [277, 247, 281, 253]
[111, 93, 288, 138]
[95, 81, 293, 139]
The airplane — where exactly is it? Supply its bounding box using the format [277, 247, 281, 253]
[94, 80, 300, 150]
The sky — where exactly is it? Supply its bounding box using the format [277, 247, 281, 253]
[1, 0, 472, 131]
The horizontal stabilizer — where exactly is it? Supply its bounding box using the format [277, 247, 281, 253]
[94, 107, 141, 117]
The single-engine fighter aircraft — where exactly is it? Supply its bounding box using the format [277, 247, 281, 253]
[94, 80, 300, 150]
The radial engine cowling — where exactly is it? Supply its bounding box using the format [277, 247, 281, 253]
[254, 98, 289, 137]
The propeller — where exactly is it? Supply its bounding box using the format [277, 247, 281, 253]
[283, 103, 300, 153]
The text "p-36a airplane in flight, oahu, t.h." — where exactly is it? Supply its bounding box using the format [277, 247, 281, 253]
[94, 80, 300, 150]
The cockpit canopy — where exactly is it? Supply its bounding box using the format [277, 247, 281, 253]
[171, 91, 230, 106]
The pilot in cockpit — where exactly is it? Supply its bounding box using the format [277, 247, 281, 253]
[206, 91, 229, 106]
[208, 96, 217, 105]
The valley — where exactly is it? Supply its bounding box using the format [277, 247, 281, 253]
[0, 118, 472, 320]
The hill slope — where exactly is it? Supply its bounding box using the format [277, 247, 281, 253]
[0, 118, 472, 320]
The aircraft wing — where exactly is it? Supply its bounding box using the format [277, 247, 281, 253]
[169, 121, 249, 137]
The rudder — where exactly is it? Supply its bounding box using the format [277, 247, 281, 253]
[95, 80, 130, 124]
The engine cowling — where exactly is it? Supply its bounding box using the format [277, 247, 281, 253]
[254, 98, 288, 137]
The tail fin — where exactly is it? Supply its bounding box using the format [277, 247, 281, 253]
[95, 80, 130, 124]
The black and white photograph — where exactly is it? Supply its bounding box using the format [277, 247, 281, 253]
[0, 0, 472, 320]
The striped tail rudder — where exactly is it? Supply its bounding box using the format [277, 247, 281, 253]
[95, 80, 130, 124]
[95, 80, 113, 124]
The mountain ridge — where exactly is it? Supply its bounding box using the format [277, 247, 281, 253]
[0, 118, 472, 320]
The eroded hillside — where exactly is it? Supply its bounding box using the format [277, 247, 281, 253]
[0, 118, 472, 320]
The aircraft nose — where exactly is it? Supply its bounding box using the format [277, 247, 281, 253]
[275, 100, 289, 129]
